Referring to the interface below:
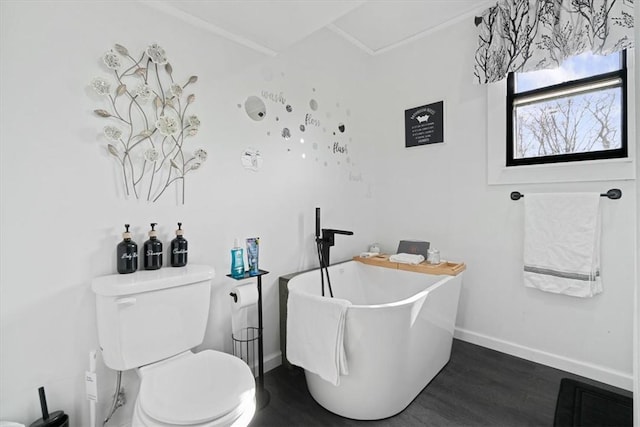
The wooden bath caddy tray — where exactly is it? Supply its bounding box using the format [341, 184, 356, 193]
[353, 254, 466, 276]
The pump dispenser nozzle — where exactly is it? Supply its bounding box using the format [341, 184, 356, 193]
[122, 224, 132, 240]
[149, 223, 158, 238]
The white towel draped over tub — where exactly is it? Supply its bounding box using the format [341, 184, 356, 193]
[523, 193, 602, 298]
[286, 290, 351, 385]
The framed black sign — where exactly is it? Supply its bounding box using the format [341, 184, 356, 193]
[405, 101, 444, 147]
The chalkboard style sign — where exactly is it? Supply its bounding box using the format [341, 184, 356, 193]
[405, 101, 444, 147]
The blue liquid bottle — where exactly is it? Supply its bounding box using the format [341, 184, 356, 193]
[231, 238, 245, 278]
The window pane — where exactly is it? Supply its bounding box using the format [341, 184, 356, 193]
[513, 87, 622, 159]
[515, 52, 621, 93]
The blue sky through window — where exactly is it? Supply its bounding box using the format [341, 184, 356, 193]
[515, 52, 621, 93]
[512, 51, 624, 160]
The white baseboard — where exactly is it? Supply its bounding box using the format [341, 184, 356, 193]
[246, 350, 282, 376]
[454, 327, 633, 391]
[264, 351, 282, 373]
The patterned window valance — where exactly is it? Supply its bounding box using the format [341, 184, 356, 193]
[474, 0, 635, 84]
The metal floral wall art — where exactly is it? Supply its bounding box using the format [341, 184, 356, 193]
[90, 43, 206, 204]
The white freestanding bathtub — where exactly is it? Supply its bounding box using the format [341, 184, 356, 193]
[286, 260, 463, 420]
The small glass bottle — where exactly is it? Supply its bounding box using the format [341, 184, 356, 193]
[170, 222, 188, 267]
[427, 248, 441, 265]
[117, 224, 138, 274]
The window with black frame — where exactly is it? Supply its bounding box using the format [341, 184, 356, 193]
[506, 50, 628, 166]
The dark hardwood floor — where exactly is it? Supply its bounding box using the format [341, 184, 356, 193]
[250, 339, 632, 426]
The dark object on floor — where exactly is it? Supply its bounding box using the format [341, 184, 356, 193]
[554, 378, 633, 427]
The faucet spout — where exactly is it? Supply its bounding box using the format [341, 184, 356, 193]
[318, 228, 353, 266]
[314, 208, 353, 267]
[314, 207, 354, 297]
[322, 229, 354, 236]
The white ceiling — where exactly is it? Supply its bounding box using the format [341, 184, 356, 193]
[144, 0, 493, 56]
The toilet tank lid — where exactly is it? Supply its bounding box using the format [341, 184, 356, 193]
[92, 264, 215, 296]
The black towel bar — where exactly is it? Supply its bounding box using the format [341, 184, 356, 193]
[510, 189, 622, 201]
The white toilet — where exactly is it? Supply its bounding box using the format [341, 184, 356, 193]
[92, 264, 256, 427]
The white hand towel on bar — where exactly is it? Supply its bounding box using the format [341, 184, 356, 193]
[523, 193, 602, 297]
[389, 253, 425, 264]
[286, 290, 351, 385]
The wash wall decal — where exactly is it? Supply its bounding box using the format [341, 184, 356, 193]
[89, 43, 207, 204]
[240, 73, 356, 171]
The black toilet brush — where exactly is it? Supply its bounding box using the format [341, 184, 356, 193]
[29, 386, 69, 427]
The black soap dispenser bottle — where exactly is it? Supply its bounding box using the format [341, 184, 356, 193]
[117, 224, 138, 274]
[143, 223, 163, 270]
[170, 222, 188, 267]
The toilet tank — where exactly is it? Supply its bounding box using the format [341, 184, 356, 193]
[92, 264, 215, 371]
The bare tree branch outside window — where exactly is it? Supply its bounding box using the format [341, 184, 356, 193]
[515, 89, 621, 158]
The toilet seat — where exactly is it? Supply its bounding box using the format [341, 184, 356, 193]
[137, 350, 255, 426]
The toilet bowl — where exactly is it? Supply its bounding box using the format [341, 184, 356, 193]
[92, 265, 255, 427]
[131, 351, 256, 427]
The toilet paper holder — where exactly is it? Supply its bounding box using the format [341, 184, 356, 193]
[226, 270, 270, 410]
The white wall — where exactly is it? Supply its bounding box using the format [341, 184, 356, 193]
[0, 2, 376, 425]
[1, 1, 637, 426]
[634, 3, 640, 424]
[368, 19, 636, 390]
